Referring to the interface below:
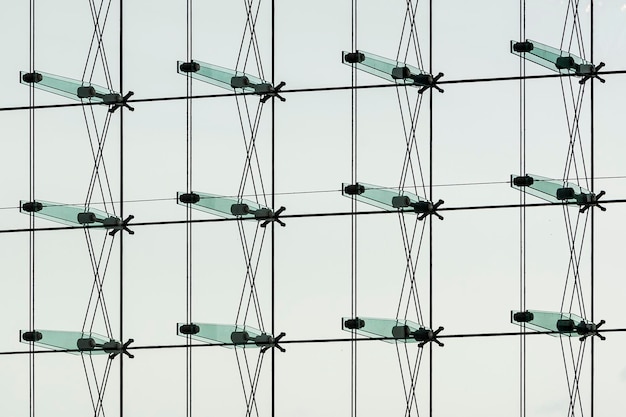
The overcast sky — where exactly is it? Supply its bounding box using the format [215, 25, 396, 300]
[1, 1, 625, 416]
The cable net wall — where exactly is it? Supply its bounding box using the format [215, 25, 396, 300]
[1, 1, 625, 416]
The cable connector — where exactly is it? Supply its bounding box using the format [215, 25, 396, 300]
[411, 199, 444, 220]
[577, 320, 606, 342]
[260, 206, 287, 228]
[257, 332, 286, 353]
[109, 91, 135, 113]
[578, 62, 605, 85]
[413, 72, 444, 94]
[106, 215, 135, 236]
[412, 326, 444, 348]
[108, 338, 135, 359]
[260, 81, 286, 103]
[578, 190, 606, 213]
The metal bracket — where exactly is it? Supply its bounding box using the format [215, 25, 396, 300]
[260, 206, 287, 228]
[578, 190, 606, 213]
[259, 332, 287, 353]
[411, 326, 444, 348]
[578, 62, 606, 85]
[260, 81, 286, 103]
[577, 320, 606, 342]
[411, 199, 445, 221]
[107, 215, 135, 236]
[108, 338, 135, 360]
[415, 72, 445, 94]
[109, 91, 135, 113]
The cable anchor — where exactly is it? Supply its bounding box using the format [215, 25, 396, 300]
[576, 320, 606, 342]
[578, 190, 606, 213]
[260, 206, 287, 228]
[578, 62, 605, 85]
[414, 72, 444, 94]
[411, 199, 444, 220]
[107, 215, 135, 236]
[108, 338, 135, 359]
[412, 326, 444, 348]
[260, 81, 286, 103]
[258, 332, 286, 353]
[109, 91, 135, 113]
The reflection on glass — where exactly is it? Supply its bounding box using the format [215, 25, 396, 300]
[510, 174, 593, 204]
[177, 60, 270, 93]
[341, 50, 433, 86]
[509, 39, 593, 75]
[19, 199, 119, 228]
[176, 322, 268, 349]
[342, 182, 428, 212]
[510, 309, 586, 337]
[341, 316, 425, 344]
[177, 191, 273, 220]
[20, 70, 122, 103]
[19, 329, 114, 355]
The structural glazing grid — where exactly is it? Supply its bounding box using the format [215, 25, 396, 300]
[1, 1, 625, 417]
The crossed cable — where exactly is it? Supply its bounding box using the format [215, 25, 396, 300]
[556, 4, 604, 415]
[231, 3, 279, 416]
[391, 3, 444, 416]
[78, 2, 129, 415]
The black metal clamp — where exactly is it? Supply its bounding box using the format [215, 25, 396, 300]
[257, 332, 287, 354]
[578, 190, 606, 213]
[260, 81, 286, 103]
[578, 62, 606, 85]
[260, 206, 287, 228]
[412, 326, 444, 348]
[576, 320, 606, 342]
[413, 72, 445, 94]
[412, 199, 445, 221]
[109, 91, 135, 113]
[108, 338, 135, 360]
[106, 215, 135, 236]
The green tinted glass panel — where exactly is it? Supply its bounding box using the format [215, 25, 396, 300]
[341, 50, 429, 86]
[510, 310, 585, 337]
[342, 182, 427, 212]
[176, 322, 264, 349]
[341, 316, 423, 344]
[19, 329, 111, 355]
[20, 199, 117, 227]
[510, 174, 592, 204]
[177, 191, 272, 220]
[510, 40, 591, 75]
[20, 70, 121, 103]
[177, 60, 269, 93]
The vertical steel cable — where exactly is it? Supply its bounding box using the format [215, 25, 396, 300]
[428, 1, 434, 416]
[118, 0, 125, 416]
[349, 2, 358, 417]
[517, 2, 527, 417]
[28, 1, 36, 416]
[185, 2, 193, 417]
[589, 1, 595, 415]
[270, 2, 276, 414]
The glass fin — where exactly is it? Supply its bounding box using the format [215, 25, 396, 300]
[342, 182, 428, 212]
[177, 191, 272, 220]
[509, 39, 592, 75]
[510, 174, 592, 204]
[176, 322, 265, 349]
[20, 70, 121, 103]
[20, 199, 118, 228]
[510, 310, 586, 337]
[177, 60, 269, 93]
[341, 316, 424, 344]
[19, 329, 112, 355]
[341, 50, 430, 86]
